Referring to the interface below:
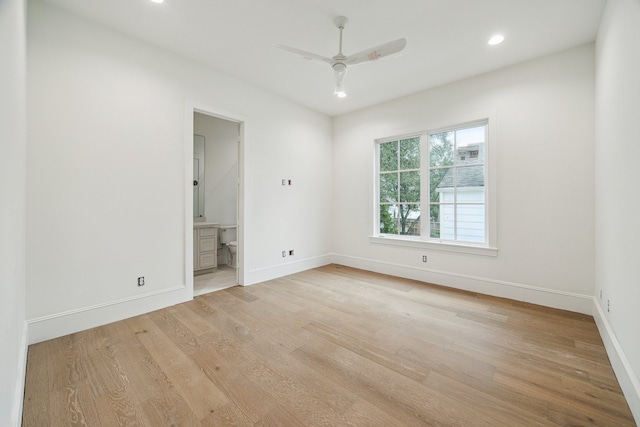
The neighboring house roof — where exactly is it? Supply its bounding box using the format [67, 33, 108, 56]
[437, 166, 484, 189]
[436, 143, 484, 189]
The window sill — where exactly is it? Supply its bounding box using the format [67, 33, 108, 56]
[369, 235, 498, 257]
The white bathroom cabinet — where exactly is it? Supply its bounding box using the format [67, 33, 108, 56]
[194, 224, 218, 274]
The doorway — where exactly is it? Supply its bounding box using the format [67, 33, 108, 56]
[186, 104, 244, 296]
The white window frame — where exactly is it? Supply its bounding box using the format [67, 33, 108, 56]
[371, 118, 497, 257]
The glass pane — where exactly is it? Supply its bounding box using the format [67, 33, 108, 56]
[456, 125, 485, 165]
[379, 173, 398, 203]
[429, 131, 454, 168]
[429, 204, 440, 238]
[439, 203, 455, 240]
[455, 165, 484, 200]
[456, 204, 485, 243]
[430, 168, 452, 203]
[379, 204, 399, 234]
[399, 171, 420, 203]
[397, 204, 420, 236]
[399, 137, 420, 170]
[379, 141, 398, 172]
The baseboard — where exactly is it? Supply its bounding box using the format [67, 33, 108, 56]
[331, 254, 593, 314]
[27, 253, 333, 343]
[10, 320, 28, 427]
[245, 254, 332, 286]
[592, 300, 640, 424]
[27, 285, 190, 345]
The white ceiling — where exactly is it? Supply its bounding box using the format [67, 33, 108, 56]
[41, 0, 607, 117]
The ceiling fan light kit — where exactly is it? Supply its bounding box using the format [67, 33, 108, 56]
[275, 16, 406, 98]
[332, 63, 347, 97]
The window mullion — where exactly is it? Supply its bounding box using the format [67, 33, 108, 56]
[453, 130, 458, 241]
[420, 134, 428, 238]
[396, 141, 401, 216]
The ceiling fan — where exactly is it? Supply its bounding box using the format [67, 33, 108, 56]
[275, 16, 406, 98]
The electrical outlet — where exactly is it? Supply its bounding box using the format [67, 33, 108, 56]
[282, 251, 286, 257]
[288, 179, 292, 185]
[607, 299, 610, 313]
[422, 255, 428, 263]
[282, 179, 286, 186]
[138, 276, 145, 287]
[289, 249, 295, 256]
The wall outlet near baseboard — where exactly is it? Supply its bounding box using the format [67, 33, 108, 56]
[138, 276, 145, 287]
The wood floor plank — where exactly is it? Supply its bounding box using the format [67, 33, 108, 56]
[303, 319, 432, 382]
[192, 330, 356, 426]
[22, 342, 50, 427]
[424, 369, 553, 426]
[23, 265, 636, 426]
[199, 402, 254, 427]
[169, 302, 216, 337]
[338, 398, 409, 426]
[46, 334, 88, 393]
[79, 328, 152, 426]
[208, 301, 368, 418]
[560, 374, 634, 414]
[50, 376, 105, 426]
[191, 352, 288, 425]
[112, 340, 202, 426]
[292, 341, 495, 426]
[494, 369, 636, 426]
[125, 314, 230, 421]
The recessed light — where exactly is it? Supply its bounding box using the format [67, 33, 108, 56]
[488, 34, 505, 46]
[150, 0, 164, 3]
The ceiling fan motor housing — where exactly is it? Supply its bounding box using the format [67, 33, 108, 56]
[334, 16, 349, 29]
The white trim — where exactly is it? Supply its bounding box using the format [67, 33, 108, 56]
[236, 121, 245, 286]
[245, 254, 332, 286]
[185, 100, 246, 287]
[27, 286, 188, 344]
[10, 320, 28, 427]
[592, 300, 640, 424]
[369, 235, 498, 256]
[331, 253, 593, 314]
[190, 102, 247, 124]
[184, 103, 195, 296]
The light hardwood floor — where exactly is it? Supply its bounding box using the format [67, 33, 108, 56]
[23, 265, 636, 426]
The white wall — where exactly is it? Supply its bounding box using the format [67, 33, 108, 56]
[194, 113, 238, 227]
[0, 0, 27, 424]
[26, 0, 333, 343]
[333, 44, 596, 313]
[595, 0, 640, 420]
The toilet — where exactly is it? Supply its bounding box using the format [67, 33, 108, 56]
[219, 225, 237, 268]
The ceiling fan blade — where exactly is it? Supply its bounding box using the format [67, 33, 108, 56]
[274, 44, 332, 63]
[344, 38, 407, 66]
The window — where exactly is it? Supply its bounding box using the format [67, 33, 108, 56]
[379, 137, 421, 236]
[376, 120, 491, 251]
